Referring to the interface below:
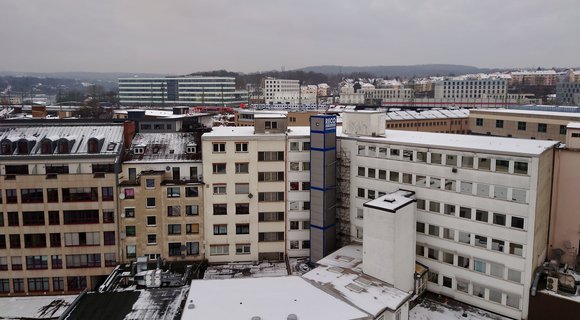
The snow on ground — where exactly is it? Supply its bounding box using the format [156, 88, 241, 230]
[123, 286, 189, 320]
[203, 261, 289, 279]
[0, 295, 77, 319]
[539, 289, 580, 303]
[410, 296, 510, 320]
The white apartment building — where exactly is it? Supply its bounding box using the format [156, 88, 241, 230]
[287, 131, 312, 257]
[435, 78, 508, 100]
[337, 111, 556, 319]
[202, 114, 288, 263]
[264, 78, 300, 104]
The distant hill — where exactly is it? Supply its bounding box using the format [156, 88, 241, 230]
[0, 71, 167, 81]
[296, 64, 494, 78]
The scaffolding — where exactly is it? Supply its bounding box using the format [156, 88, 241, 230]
[336, 148, 351, 247]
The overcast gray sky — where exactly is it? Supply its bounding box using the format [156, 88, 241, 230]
[1, 0, 578, 74]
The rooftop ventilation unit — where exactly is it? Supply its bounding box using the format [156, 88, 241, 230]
[546, 276, 559, 292]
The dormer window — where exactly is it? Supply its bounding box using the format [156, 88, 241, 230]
[41, 139, 53, 154]
[88, 138, 100, 153]
[1, 139, 13, 155]
[186, 146, 196, 154]
[17, 139, 29, 154]
[57, 139, 69, 154]
[134, 147, 144, 155]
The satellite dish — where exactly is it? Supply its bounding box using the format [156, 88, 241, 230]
[119, 193, 126, 200]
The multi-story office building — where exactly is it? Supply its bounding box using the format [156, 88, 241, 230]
[119, 132, 204, 263]
[201, 114, 288, 263]
[510, 70, 559, 86]
[469, 108, 580, 141]
[118, 77, 247, 106]
[556, 82, 580, 105]
[337, 111, 556, 319]
[385, 109, 470, 134]
[0, 121, 124, 295]
[434, 78, 508, 100]
[264, 78, 300, 104]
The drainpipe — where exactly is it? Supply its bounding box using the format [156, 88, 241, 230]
[284, 132, 289, 263]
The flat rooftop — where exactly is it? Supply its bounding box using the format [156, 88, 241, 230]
[471, 108, 580, 119]
[0, 295, 76, 319]
[182, 276, 370, 320]
[304, 245, 412, 315]
[363, 189, 415, 213]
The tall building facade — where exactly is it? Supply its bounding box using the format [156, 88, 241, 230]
[337, 111, 556, 319]
[118, 77, 247, 106]
[556, 82, 580, 106]
[435, 78, 508, 100]
[264, 78, 300, 104]
[0, 121, 124, 295]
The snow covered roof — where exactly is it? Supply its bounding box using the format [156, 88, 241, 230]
[386, 109, 469, 121]
[566, 122, 580, 129]
[472, 108, 580, 119]
[254, 113, 287, 119]
[364, 190, 415, 213]
[0, 295, 76, 319]
[0, 123, 124, 157]
[125, 132, 199, 163]
[304, 245, 412, 315]
[182, 276, 371, 320]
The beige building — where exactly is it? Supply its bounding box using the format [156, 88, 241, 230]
[119, 132, 205, 263]
[202, 114, 288, 263]
[549, 123, 580, 266]
[469, 108, 580, 141]
[235, 109, 324, 127]
[0, 121, 124, 295]
[385, 109, 470, 134]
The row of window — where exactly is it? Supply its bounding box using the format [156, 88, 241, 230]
[0, 231, 116, 249]
[289, 162, 311, 171]
[125, 223, 200, 237]
[289, 201, 311, 211]
[475, 118, 566, 134]
[0, 276, 89, 293]
[387, 120, 468, 129]
[289, 240, 311, 250]
[427, 270, 521, 310]
[123, 185, 199, 199]
[356, 145, 530, 175]
[289, 141, 311, 151]
[356, 169, 529, 204]
[416, 221, 525, 257]
[289, 220, 310, 230]
[0, 253, 116, 271]
[125, 242, 199, 259]
[0, 209, 115, 227]
[0, 138, 112, 156]
[1, 187, 114, 204]
[416, 198, 525, 230]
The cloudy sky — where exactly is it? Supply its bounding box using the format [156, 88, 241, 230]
[1, 0, 578, 74]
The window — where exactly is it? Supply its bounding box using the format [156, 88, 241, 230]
[125, 226, 136, 237]
[258, 171, 284, 181]
[62, 187, 98, 202]
[146, 179, 155, 188]
[213, 184, 227, 195]
[168, 243, 181, 256]
[47, 188, 59, 202]
[443, 276, 452, 288]
[5, 189, 17, 203]
[258, 151, 284, 161]
[496, 120, 504, 128]
[212, 163, 226, 174]
[302, 162, 310, 171]
[428, 248, 439, 260]
[514, 162, 528, 174]
[167, 206, 181, 217]
[24, 234, 47, 248]
[478, 158, 491, 171]
[26, 256, 49, 270]
[428, 225, 440, 237]
[50, 233, 61, 247]
[258, 192, 284, 202]
[457, 279, 469, 293]
[213, 143, 226, 153]
[235, 143, 248, 152]
[168, 224, 182, 235]
[8, 212, 19, 226]
[146, 198, 156, 207]
[259, 212, 284, 222]
[22, 211, 45, 226]
[290, 221, 299, 230]
[124, 208, 135, 218]
[186, 223, 199, 234]
[446, 154, 457, 166]
[367, 168, 376, 178]
[186, 205, 199, 216]
[443, 252, 454, 264]
[10, 235, 21, 249]
[538, 123, 547, 133]
[147, 234, 157, 245]
[512, 189, 527, 203]
[496, 159, 509, 172]
[475, 235, 487, 248]
[167, 187, 180, 198]
[476, 118, 483, 126]
[259, 232, 284, 242]
[28, 277, 50, 292]
[184, 186, 199, 197]
[265, 121, 278, 129]
[236, 224, 250, 234]
[443, 228, 454, 240]
[290, 142, 299, 151]
[429, 201, 440, 213]
[474, 259, 486, 273]
[235, 183, 249, 194]
[461, 156, 474, 168]
[458, 255, 470, 269]
[508, 269, 522, 283]
[459, 207, 471, 219]
[213, 224, 227, 235]
[124, 188, 135, 199]
[303, 142, 310, 150]
[65, 254, 101, 268]
[186, 242, 200, 255]
[431, 153, 442, 164]
[235, 163, 249, 173]
[428, 271, 438, 284]
[390, 148, 400, 157]
[510, 243, 523, 256]
[213, 204, 227, 215]
[416, 222, 425, 233]
[235, 203, 250, 215]
[560, 125, 567, 135]
[52, 277, 64, 291]
[21, 189, 44, 203]
[476, 210, 488, 223]
[103, 231, 115, 246]
[506, 294, 520, 309]
[458, 232, 470, 244]
[290, 162, 300, 171]
[290, 241, 299, 249]
[126, 245, 136, 259]
[147, 216, 156, 226]
[302, 182, 310, 190]
[517, 121, 526, 131]
[210, 244, 229, 256]
[511, 216, 524, 229]
[416, 152, 427, 162]
[13, 278, 24, 293]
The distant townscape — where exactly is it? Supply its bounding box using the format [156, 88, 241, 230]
[1, 66, 580, 320]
